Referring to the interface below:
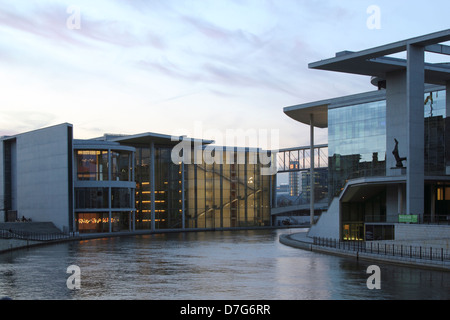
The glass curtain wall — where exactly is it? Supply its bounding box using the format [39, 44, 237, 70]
[186, 149, 271, 229]
[134, 147, 151, 229]
[76, 151, 109, 181]
[134, 146, 183, 230]
[75, 149, 134, 233]
[329, 90, 449, 239]
[328, 100, 387, 200]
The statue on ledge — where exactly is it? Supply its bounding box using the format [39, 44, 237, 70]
[392, 138, 407, 168]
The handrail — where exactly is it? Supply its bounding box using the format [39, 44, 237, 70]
[0, 229, 74, 241]
[313, 236, 450, 262]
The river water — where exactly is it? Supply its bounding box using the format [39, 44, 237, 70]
[0, 228, 448, 300]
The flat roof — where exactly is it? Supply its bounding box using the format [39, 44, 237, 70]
[284, 89, 386, 128]
[285, 29, 450, 128]
[102, 132, 214, 147]
[309, 29, 450, 85]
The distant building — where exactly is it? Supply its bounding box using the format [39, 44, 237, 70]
[289, 161, 299, 196]
[301, 167, 328, 203]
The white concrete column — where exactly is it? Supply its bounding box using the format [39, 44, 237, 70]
[406, 44, 425, 218]
[310, 114, 315, 225]
[385, 70, 407, 175]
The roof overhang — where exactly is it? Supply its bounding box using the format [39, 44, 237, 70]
[284, 29, 450, 128]
[284, 89, 386, 128]
[309, 29, 450, 86]
[108, 132, 214, 147]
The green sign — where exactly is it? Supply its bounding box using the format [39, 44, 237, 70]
[398, 215, 418, 223]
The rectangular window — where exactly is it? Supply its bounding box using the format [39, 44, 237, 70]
[111, 151, 131, 181]
[111, 188, 131, 209]
[76, 150, 108, 181]
[75, 188, 108, 209]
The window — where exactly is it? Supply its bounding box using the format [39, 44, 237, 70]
[76, 150, 108, 181]
[111, 151, 131, 181]
[75, 188, 108, 209]
[111, 188, 131, 208]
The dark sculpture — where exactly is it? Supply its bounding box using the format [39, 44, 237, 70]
[392, 138, 407, 168]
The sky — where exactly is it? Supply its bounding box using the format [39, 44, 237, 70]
[0, 0, 449, 149]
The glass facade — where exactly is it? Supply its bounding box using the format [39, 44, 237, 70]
[186, 150, 272, 229]
[134, 146, 183, 230]
[76, 150, 109, 181]
[74, 140, 273, 233]
[424, 91, 447, 175]
[328, 100, 387, 199]
[75, 188, 109, 209]
[328, 90, 448, 240]
[134, 145, 272, 231]
[74, 147, 135, 234]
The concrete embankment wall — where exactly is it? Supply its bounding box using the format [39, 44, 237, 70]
[0, 239, 41, 252]
[0, 222, 69, 253]
[279, 233, 450, 272]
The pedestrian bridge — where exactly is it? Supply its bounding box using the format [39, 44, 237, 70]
[273, 145, 329, 217]
[276, 145, 328, 173]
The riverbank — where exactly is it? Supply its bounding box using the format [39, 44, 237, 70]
[279, 231, 450, 272]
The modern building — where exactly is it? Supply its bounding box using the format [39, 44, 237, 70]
[0, 124, 274, 233]
[285, 29, 450, 241]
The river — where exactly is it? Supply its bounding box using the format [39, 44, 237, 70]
[0, 228, 448, 300]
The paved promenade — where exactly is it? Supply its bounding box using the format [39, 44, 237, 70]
[279, 231, 450, 272]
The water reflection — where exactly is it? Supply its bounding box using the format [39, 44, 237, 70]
[0, 229, 449, 300]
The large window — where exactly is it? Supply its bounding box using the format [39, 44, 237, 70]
[76, 150, 108, 181]
[111, 151, 132, 181]
[76, 149, 132, 181]
[328, 90, 448, 200]
[328, 100, 387, 199]
[111, 188, 131, 209]
[186, 149, 272, 229]
[75, 188, 109, 209]
[76, 212, 109, 233]
[424, 91, 447, 175]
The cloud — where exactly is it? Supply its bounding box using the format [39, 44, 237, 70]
[0, 110, 59, 136]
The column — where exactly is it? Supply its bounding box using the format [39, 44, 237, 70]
[406, 44, 425, 218]
[310, 114, 315, 225]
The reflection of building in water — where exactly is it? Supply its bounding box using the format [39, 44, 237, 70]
[301, 167, 328, 203]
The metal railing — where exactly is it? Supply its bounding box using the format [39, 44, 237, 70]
[313, 237, 450, 263]
[0, 229, 74, 242]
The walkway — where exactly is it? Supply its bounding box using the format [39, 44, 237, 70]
[279, 231, 450, 272]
